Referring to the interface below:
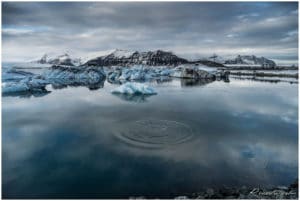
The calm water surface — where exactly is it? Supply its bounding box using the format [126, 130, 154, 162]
[2, 76, 298, 198]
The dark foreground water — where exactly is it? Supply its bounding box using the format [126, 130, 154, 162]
[2, 77, 298, 199]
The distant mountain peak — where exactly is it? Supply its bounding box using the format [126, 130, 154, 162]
[225, 55, 276, 67]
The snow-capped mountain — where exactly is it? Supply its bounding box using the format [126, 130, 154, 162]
[29, 51, 276, 68]
[203, 54, 227, 64]
[224, 55, 276, 67]
[84, 49, 188, 66]
[34, 53, 81, 66]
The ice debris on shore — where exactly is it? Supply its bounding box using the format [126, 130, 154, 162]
[111, 82, 157, 95]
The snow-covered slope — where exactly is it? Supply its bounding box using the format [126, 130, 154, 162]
[79, 49, 116, 64]
[204, 54, 227, 64]
[33, 53, 81, 66]
[224, 55, 276, 67]
[110, 49, 136, 59]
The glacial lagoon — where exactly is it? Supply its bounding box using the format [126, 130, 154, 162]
[2, 69, 298, 198]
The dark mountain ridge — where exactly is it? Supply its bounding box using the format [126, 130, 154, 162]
[85, 49, 188, 66]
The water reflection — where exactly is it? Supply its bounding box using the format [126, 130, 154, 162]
[180, 78, 215, 87]
[49, 78, 105, 90]
[112, 93, 156, 103]
[2, 78, 298, 198]
[231, 75, 298, 84]
[153, 77, 173, 84]
[2, 90, 51, 98]
[113, 119, 194, 148]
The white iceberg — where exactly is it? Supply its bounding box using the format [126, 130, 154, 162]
[111, 82, 157, 95]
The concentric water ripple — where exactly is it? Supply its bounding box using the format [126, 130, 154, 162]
[114, 119, 194, 148]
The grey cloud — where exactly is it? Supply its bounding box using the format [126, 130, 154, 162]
[2, 2, 298, 64]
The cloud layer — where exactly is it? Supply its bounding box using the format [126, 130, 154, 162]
[2, 2, 298, 64]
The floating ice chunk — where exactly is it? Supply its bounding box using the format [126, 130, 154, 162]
[2, 82, 30, 93]
[144, 72, 155, 80]
[160, 68, 173, 76]
[2, 68, 35, 82]
[2, 77, 49, 94]
[197, 66, 218, 73]
[171, 70, 184, 78]
[26, 76, 49, 88]
[108, 71, 119, 80]
[111, 82, 157, 95]
[170, 66, 216, 79]
[130, 71, 145, 80]
[43, 65, 106, 85]
[119, 69, 132, 80]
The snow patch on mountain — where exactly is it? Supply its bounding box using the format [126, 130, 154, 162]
[79, 49, 115, 64]
[111, 49, 136, 59]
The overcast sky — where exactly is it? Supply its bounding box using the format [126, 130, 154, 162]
[2, 2, 298, 64]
